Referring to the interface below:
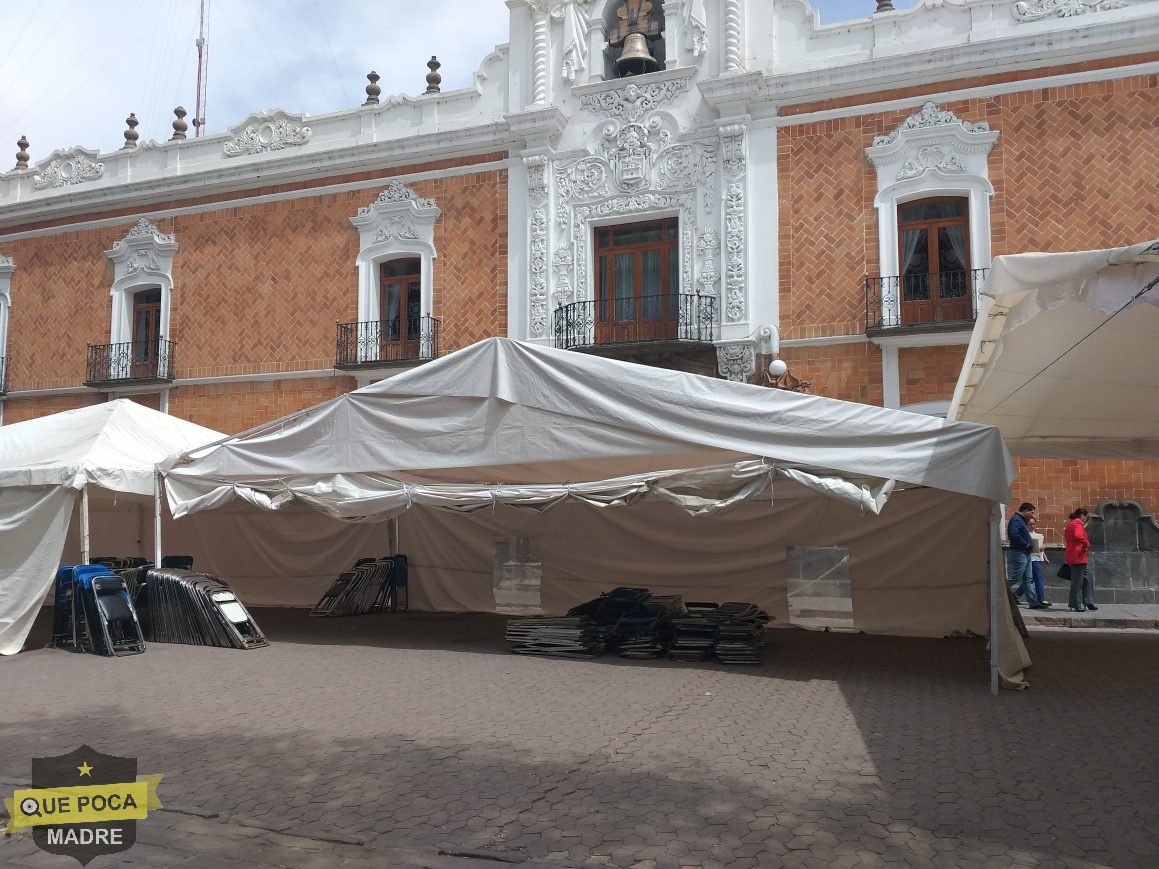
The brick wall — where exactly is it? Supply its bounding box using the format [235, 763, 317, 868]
[3, 159, 507, 392]
[1010, 459, 1159, 545]
[898, 346, 967, 406]
[168, 378, 354, 435]
[776, 68, 1159, 337]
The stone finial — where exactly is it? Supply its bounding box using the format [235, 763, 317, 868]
[364, 71, 381, 105]
[424, 56, 442, 95]
[123, 113, 140, 149]
[875, 0, 895, 11]
[15, 135, 30, 170]
[170, 106, 188, 141]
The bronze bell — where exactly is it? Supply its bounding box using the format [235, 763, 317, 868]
[614, 32, 660, 77]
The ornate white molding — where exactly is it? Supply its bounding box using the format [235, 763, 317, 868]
[529, 209, 549, 337]
[109, 219, 178, 262]
[685, 0, 709, 58]
[0, 255, 13, 268]
[32, 150, 104, 189]
[873, 102, 991, 148]
[358, 180, 437, 212]
[525, 154, 549, 204]
[720, 123, 746, 179]
[696, 228, 719, 296]
[578, 78, 690, 123]
[724, 183, 746, 323]
[1012, 0, 1127, 21]
[531, 3, 550, 105]
[716, 341, 755, 382]
[551, 0, 591, 83]
[224, 112, 312, 157]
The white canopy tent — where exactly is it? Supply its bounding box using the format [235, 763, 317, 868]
[165, 339, 1026, 690]
[950, 240, 1159, 458]
[0, 400, 225, 655]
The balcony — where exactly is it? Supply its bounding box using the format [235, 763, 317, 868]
[0, 355, 7, 395]
[865, 268, 987, 335]
[84, 339, 175, 388]
[554, 294, 718, 374]
[335, 316, 441, 369]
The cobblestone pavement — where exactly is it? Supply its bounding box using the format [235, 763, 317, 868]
[2, 610, 1157, 868]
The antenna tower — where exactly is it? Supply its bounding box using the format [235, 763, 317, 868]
[193, 0, 210, 136]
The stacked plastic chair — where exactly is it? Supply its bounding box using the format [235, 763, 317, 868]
[53, 565, 146, 657]
[504, 617, 613, 659]
[135, 568, 267, 649]
[311, 556, 404, 616]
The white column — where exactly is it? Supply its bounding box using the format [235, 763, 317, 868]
[989, 503, 1001, 695]
[723, 0, 744, 72]
[531, 5, 550, 105]
[881, 344, 900, 408]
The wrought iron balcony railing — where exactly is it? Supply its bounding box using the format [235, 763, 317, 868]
[335, 316, 440, 368]
[553, 293, 717, 350]
[0, 355, 7, 395]
[84, 339, 176, 387]
[865, 268, 988, 331]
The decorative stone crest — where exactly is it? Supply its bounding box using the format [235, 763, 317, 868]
[874, 102, 990, 148]
[717, 341, 755, 382]
[120, 218, 176, 248]
[1011, 0, 1127, 21]
[32, 150, 104, 189]
[375, 216, 419, 242]
[357, 181, 437, 216]
[896, 146, 966, 180]
[224, 113, 312, 157]
[579, 78, 689, 124]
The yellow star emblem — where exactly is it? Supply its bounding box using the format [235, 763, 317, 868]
[77, 761, 93, 777]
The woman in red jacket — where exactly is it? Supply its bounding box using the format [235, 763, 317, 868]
[1064, 507, 1098, 612]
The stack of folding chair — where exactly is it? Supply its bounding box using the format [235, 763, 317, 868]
[504, 617, 612, 658]
[668, 601, 720, 661]
[52, 565, 146, 657]
[135, 568, 267, 649]
[712, 601, 772, 665]
[310, 557, 396, 616]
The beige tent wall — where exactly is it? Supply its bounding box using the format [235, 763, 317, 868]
[59, 487, 990, 640]
[398, 488, 990, 639]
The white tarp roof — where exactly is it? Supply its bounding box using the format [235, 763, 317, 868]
[0, 400, 225, 655]
[950, 241, 1159, 458]
[0, 398, 225, 495]
[166, 337, 1014, 519]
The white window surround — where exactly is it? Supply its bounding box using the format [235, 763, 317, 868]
[0, 255, 14, 391]
[865, 103, 998, 409]
[104, 218, 177, 348]
[350, 182, 440, 325]
[866, 102, 1000, 315]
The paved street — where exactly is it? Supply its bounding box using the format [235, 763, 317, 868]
[2, 610, 1157, 868]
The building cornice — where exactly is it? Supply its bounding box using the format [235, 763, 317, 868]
[0, 121, 515, 232]
[767, 16, 1159, 110]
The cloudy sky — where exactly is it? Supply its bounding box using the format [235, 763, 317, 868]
[1, 0, 913, 161]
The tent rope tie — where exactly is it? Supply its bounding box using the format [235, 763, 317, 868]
[402, 482, 415, 510]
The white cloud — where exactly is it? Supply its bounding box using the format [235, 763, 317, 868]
[0, 0, 909, 162]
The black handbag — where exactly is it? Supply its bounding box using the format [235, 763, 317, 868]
[1057, 563, 1072, 581]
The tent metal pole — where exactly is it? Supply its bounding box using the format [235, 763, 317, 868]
[989, 502, 1000, 695]
[154, 470, 163, 567]
[80, 485, 91, 566]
